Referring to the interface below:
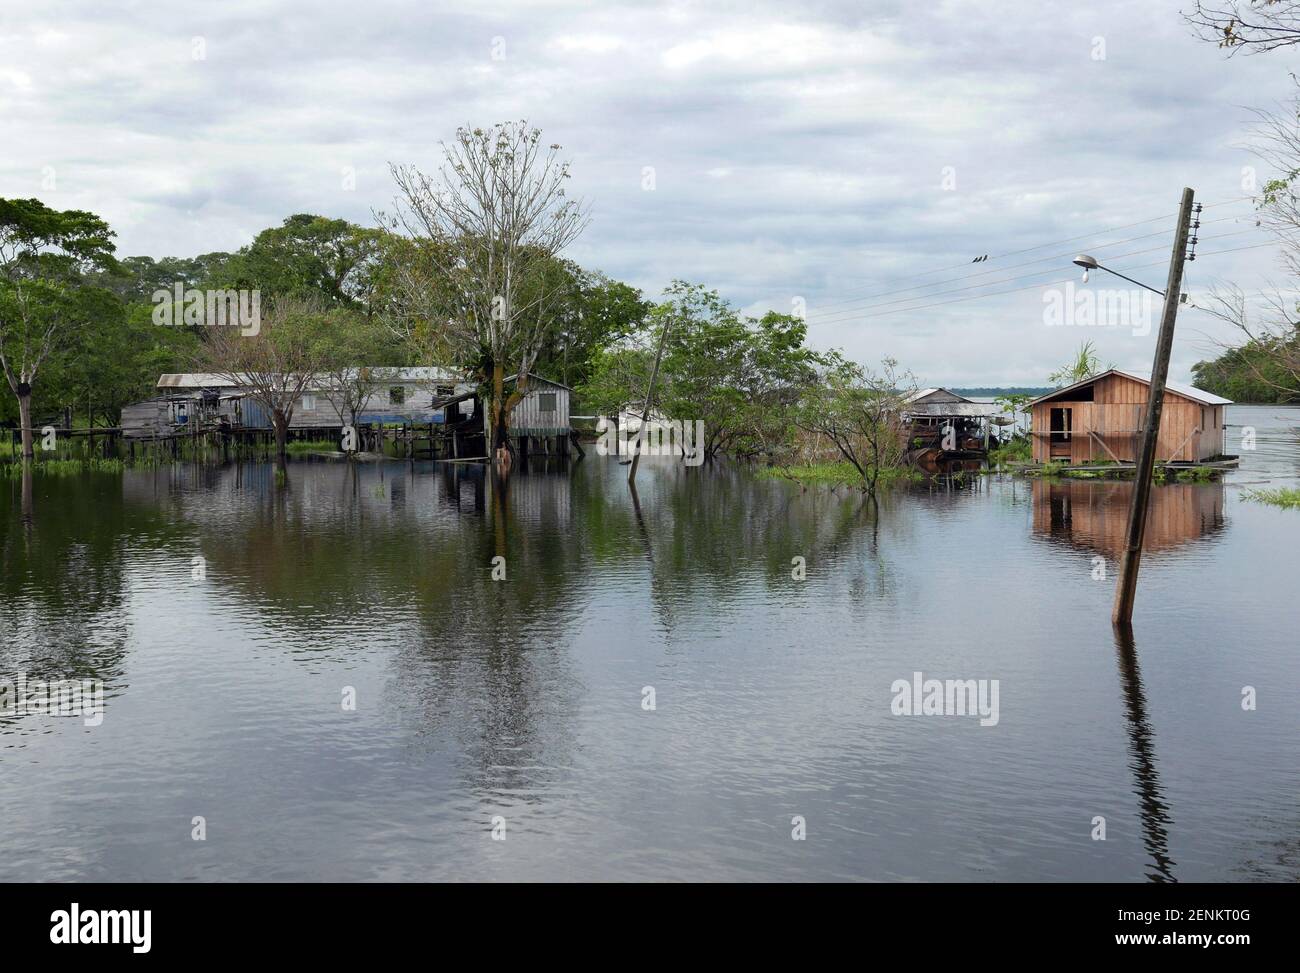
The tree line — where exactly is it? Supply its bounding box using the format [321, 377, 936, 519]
[2, 122, 920, 492]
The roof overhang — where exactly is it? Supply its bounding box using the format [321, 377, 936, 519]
[1026, 368, 1232, 408]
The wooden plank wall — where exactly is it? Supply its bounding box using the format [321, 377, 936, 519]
[509, 381, 570, 435]
[1031, 374, 1223, 462]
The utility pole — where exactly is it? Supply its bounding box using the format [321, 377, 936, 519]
[627, 316, 671, 485]
[1112, 187, 1195, 626]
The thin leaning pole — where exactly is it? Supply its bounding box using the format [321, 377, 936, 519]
[627, 315, 671, 485]
[1112, 187, 1196, 626]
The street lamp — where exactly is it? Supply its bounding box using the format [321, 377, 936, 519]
[1072, 254, 1166, 297]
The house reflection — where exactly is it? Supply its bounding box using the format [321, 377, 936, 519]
[1032, 479, 1225, 556]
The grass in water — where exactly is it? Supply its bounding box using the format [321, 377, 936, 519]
[3, 458, 124, 477]
[988, 439, 1031, 465]
[1243, 487, 1300, 509]
[285, 439, 340, 455]
[759, 461, 921, 486]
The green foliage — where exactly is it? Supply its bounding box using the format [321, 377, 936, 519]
[0, 198, 122, 450]
[794, 351, 915, 493]
[216, 214, 385, 312]
[1243, 487, 1300, 509]
[1029, 460, 1067, 477]
[2, 457, 123, 476]
[759, 461, 921, 486]
[988, 439, 1031, 465]
[533, 266, 649, 391]
[1048, 340, 1108, 387]
[1192, 339, 1300, 403]
[657, 281, 818, 460]
[285, 439, 340, 454]
[580, 281, 818, 461]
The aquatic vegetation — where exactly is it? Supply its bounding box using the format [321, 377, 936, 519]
[1027, 460, 1067, 477]
[285, 439, 340, 455]
[1243, 487, 1300, 509]
[2, 458, 124, 477]
[758, 461, 921, 487]
[988, 439, 1031, 465]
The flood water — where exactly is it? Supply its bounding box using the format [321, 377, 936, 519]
[1, 405, 1297, 882]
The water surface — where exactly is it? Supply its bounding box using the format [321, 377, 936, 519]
[1, 405, 1297, 881]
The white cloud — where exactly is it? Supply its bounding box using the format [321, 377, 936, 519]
[0, 0, 1288, 383]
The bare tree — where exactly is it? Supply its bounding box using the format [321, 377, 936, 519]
[1185, 1, 1300, 54]
[200, 297, 342, 462]
[1194, 283, 1300, 394]
[796, 354, 917, 495]
[382, 122, 588, 463]
[1185, 91, 1300, 397]
[320, 366, 377, 453]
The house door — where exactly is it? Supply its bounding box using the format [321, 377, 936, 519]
[1049, 407, 1072, 460]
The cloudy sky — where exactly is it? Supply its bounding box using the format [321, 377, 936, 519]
[1, 0, 1294, 386]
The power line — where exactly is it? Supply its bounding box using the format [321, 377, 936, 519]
[806, 240, 1277, 325]
[807, 195, 1259, 307]
[807, 227, 1265, 324]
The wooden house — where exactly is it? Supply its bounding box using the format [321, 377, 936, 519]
[135, 369, 474, 436]
[900, 387, 999, 472]
[1026, 369, 1231, 465]
[501, 373, 572, 453]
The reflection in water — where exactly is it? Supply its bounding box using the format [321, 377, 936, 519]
[1033, 479, 1225, 556]
[1, 426, 1297, 880]
[0, 468, 133, 721]
[1112, 626, 1177, 883]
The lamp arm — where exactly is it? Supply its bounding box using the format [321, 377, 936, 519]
[1095, 264, 1166, 298]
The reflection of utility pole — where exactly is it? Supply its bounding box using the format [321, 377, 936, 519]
[1108, 187, 1196, 626]
[1111, 626, 1176, 882]
[627, 316, 671, 485]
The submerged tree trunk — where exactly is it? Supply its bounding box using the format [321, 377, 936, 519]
[17, 391, 34, 459]
[272, 409, 289, 460]
[491, 361, 507, 451]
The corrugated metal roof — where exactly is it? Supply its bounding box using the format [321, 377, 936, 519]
[1026, 369, 1233, 407]
[505, 371, 572, 391]
[905, 402, 998, 417]
[904, 387, 973, 404]
[157, 373, 240, 389]
[158, 368, 469, 390]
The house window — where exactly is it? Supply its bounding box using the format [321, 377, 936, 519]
[300, 394, 316, 412]
[389, 386, 405, 405]
[538, 392, 557, 413]
[436, 385, 454, 397]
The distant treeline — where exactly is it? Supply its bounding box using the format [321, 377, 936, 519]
[950, 387, 1051, 397]
[1192, 343, 1300, 404]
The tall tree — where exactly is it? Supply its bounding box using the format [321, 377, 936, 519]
[0, 199, 118, 456]
[384, 122, 588, 458]
[219, 214, 384, 312]
[200, 297, 347, 462]
[656, 282, 817, 461]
